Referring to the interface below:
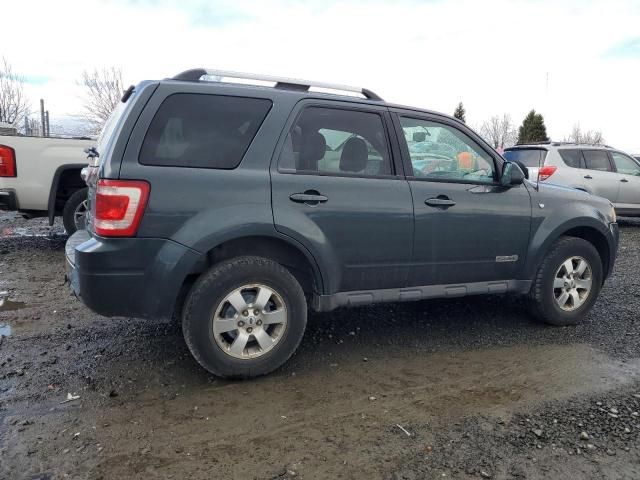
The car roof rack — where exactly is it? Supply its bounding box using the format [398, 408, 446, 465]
[514, 141, 613, 148]
[171, 68, 384, 101]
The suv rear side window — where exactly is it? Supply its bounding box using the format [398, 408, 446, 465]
[140, 94, 272, 169]
[558, 149, 585, 168]
[583, 150, 613, 172]
[503, 148, 547, 168]
[278, 107, 392, 177]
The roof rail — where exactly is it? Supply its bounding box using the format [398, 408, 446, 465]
[515, 140, 612, 148]
[549, 141, 613, 148]
[171, 68, 384, 101]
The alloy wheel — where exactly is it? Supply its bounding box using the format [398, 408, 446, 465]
[211, 284, 288, 359]
[553, 256, 593, 311]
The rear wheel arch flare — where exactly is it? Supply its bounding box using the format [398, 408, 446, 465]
[184, 235, 324, 296]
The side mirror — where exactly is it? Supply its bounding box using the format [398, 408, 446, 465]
[501, 162, 525, 187]
[413, 132, 427, 142]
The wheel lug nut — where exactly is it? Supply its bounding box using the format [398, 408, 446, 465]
[247, 327, 253, 333]
[256, 320, 262, 326]
[242, 310, 248, 316]
[254, 309, 260, 315]
[238, 320, 245, 327]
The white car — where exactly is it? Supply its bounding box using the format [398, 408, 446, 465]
[504, 142, 640, 217]
[0, 135, 94, 233]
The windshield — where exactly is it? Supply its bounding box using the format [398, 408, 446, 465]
[503, 148, 547, 168]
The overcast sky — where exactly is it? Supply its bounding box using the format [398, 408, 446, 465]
[3, 0, 640, 152]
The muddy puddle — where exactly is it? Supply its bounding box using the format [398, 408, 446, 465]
[0, 323, 10, 336]
[126, 343, 639, 421]
[32, 343, 637, 479]
[0, 298, 26, 312]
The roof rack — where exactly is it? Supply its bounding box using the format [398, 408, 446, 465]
[171, 68, 384, 101]
[515, 141, 613, 148]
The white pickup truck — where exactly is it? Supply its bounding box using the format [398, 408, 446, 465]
[0, 135, 94, 233]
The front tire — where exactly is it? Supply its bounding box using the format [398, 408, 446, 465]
[529, 237, 603, 326]
[182, 256, 307, 378]
[62, 188, 88, 234]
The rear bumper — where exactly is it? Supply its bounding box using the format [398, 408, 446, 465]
[66, 230, 203, 319]
[0, 189, 17, 210]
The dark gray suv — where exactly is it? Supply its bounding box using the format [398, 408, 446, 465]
[66, 69, 619, 378]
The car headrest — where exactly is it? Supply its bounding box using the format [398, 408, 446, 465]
[340, 137, 368, 173]
[298, 131, 326, 170]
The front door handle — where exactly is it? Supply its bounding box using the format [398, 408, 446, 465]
[621, 178, 629, 183]
[584, 175, 593, 179]
[289, 191, 328, 205]
[425, 197, 456, 208]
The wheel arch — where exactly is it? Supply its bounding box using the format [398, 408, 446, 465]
[47, 164, 86, 225]
[526, 218, 611, 283]
[174, 234, 325, 319]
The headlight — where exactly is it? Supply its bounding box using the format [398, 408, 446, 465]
[610, 204, 617, 223]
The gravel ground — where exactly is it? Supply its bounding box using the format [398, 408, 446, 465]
[1, 211, 639, 479]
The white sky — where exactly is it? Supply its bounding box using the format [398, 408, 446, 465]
[3, 0, 640, 152]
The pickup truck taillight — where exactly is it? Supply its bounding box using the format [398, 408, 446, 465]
[93, 179, 150, 237]
[0, 145, 16, 177]
[538, 165, 557, 182]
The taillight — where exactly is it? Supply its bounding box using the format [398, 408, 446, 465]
[0, 145, 16, 177]
[538, 165, 557, 181]
[93, 179, 150, 237]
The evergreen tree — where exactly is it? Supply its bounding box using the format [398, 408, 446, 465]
[453, 102, 466, 123]
[517, 110, 549, 144]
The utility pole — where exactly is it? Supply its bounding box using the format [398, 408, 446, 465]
[40, 99, 45, 137]
[44, 111, 50, 137]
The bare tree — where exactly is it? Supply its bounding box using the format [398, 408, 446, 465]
[480, 114, 516, 151]
[0, 58, 30, 127]
[565, 124, 605, 145]
[79, 67, 124, 134]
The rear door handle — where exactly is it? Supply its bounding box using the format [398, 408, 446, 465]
[425, 197, 456, 208]
[584, 175, 593, 179]
[289, 191, 328, 205]
[621, 178, 629, 183]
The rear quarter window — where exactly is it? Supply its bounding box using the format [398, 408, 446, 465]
[139, 93, 272, 169]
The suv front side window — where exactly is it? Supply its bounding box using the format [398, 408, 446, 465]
[611, 152, 640, 176]
[582, 150, 613, 172]
[398, 116, 495, 184]
[278, 106, 393, 177]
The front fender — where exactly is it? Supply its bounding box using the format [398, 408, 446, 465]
[524, 200, 612, 279]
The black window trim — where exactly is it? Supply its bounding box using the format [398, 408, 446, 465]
[390, 110, 505, 187]
[273, 100, 403, 181]
[138, 92, 273, 170]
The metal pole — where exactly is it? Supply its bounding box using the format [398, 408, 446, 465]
[45, 111, 50, 137]
[40, 99, 45, 137]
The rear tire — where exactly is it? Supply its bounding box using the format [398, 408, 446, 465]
[529, 236, 603, 326]
[62, 188, 88, 234]
[182, 256, 307, 378]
